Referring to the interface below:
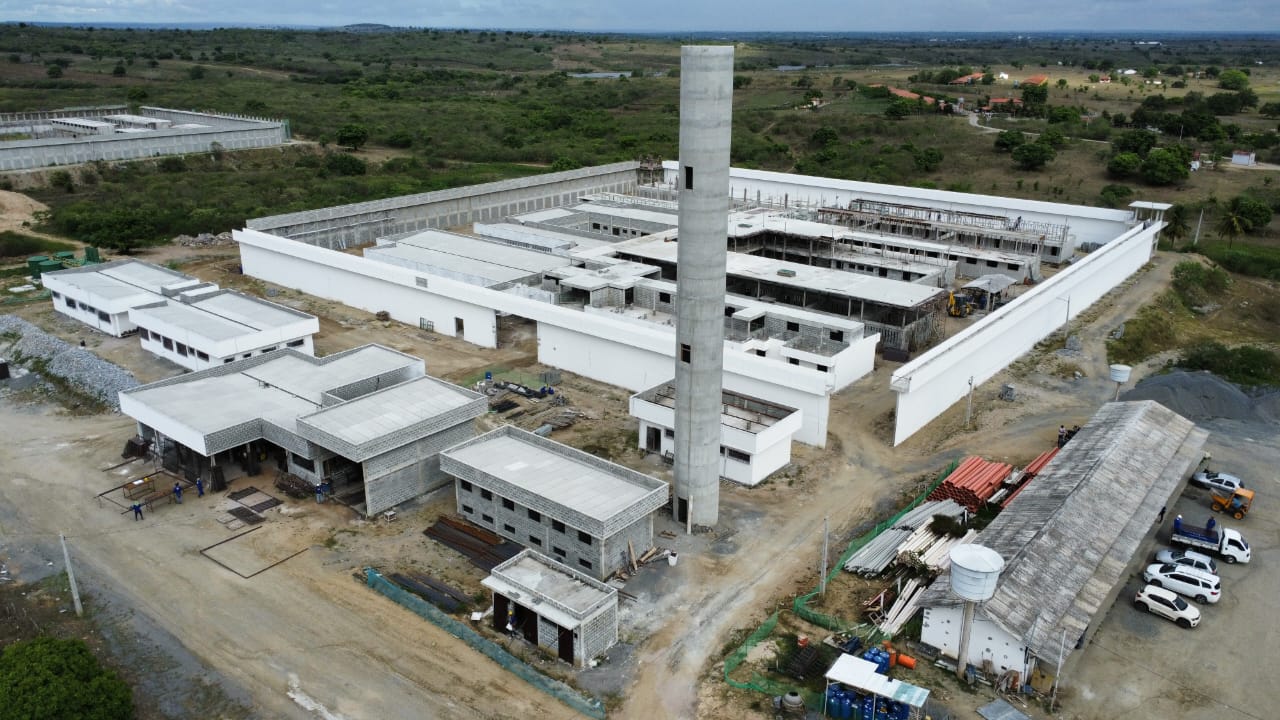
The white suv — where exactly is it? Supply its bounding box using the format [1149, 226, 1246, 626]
[1134, 584, 1201, 628]
[1143, 563, 1222, 604]
[1155, 548, 1219, 576]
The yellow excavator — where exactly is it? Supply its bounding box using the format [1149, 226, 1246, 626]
[948, 291, 975, 318]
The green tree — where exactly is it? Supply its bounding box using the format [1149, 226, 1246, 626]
[1056, 78, 1068, 89]
[1012, 141, 1055, 170]
[1107, 152, 1143, 178]
[125, 87, 148, 102]
[1021, 83, 1048, 111]
[335, 123, 369, 150]
[1163, 203, 1190, 241]
[1215, 197, 1251, 246]
[1261, 102, 1280, 119]
[0, 637, 133, 720]
[994, 129, 1025, 152]
[809, 126, 838, 148]
[1232, 196, 1273, 231]
[1099, 184, 1134, 207]
[46, 64, 62, 78]
[1140, 148, 1189, 186]
[732, 74, 751, 90]
[1039, 127, 1067, 148]
[1112, 129, 1158, 157]
[1217, 69, 1249, 91]
[187, 64, 206, 80]
[913, 147, 944, 172]
[111, 62, 125, 77]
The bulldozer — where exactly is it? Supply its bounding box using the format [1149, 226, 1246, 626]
[948, 291, 975, 318]
[1211, 487, 1254, 520]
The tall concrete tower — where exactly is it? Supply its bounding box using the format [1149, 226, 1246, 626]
[673, 45, 733, 529]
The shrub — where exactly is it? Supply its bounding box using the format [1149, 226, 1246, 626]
[324, 152, 367, 176]
[1171, 260, 1229, 307]
[1099, 184, 1134, 208]
[994, 129, 1024, 152]
[0, 636, 133, 720]
[1178, 341, 1280, 386]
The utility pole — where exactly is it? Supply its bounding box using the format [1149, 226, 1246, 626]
[965, 376, 975, 427]
[819, 516, 829, 595]
[60, 534, 83, 617]
[1192, 208, 1204, 246]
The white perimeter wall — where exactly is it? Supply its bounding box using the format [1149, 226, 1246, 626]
[235, 228, 859, 446]
[890, 221, 1162, 446]
[921, 606, 1029, 676]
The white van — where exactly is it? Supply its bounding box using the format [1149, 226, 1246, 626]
[1143, 563, 1221, 604]
[1155, 548, 1219, 576]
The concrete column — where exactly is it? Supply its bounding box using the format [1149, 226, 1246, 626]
[673, 45, 733, 529]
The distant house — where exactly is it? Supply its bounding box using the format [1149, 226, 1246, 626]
[997, 72, 1009, 80]
[949, 72, 986, 85]
[867, 84, 937, 105]
[982, 98, 1023, 113]
[1022, 74, 1049, 86]
[1231, 150, 1257, 167]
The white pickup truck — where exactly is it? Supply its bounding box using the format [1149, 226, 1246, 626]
[1171, 520, 1251, 564]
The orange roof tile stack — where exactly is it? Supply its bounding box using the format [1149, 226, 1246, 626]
[927, 456, 1014, 511]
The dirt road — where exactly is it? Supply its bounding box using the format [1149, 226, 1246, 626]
[0, 400, 580, 720]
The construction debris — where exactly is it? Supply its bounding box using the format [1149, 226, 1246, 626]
[423, 516, 522, 572]
[843, 500, 967, 576]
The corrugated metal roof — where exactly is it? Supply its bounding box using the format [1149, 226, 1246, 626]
[920, 401, 1208, 661]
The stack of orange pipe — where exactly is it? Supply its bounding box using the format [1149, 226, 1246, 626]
[926, 456, 1013, 512]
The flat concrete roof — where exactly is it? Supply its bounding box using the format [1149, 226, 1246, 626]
[299, 375, 483, 459]
[483, 550, 616, 628]
[44, 259, 199, 303]
[442, 426, 667, 527]
[368, 230, 570, 285]
[130, 290, 315, 342]
[120, 345, 426, 455]
[614, 236, 943, 309]
[563, 202, 678, 227]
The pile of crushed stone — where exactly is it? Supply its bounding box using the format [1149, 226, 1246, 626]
[0, 315, 138, 409]
[1121, 370, 1279, 423]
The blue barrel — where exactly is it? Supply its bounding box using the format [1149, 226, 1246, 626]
[840, 695, 853, 719]
[484, 371, 492, 381]
[826, 686, 842, 716]
[862, 697, 875, 720]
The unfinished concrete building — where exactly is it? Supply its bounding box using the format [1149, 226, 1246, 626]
[483, 549, 619, 667]
[630, 381, 801, 486]
[118, 345, 485, 516]
[441, 426, 669, 580]
[673, 44, 734, 528]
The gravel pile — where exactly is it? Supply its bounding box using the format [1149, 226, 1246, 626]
[0, 315, 139, 409]
[1121, 370, 1259, 422]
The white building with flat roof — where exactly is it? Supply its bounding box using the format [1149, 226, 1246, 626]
[483, 549, 619, 667]
[43, 260, 204, 337]
[119, 345, 485, 516]
[441, 425, 669, 579]
[44, 259, 318, 371]
[630, 381, 801, 486]
[129, 289, 319, 371]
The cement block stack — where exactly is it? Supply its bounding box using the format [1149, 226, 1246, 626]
[927, 456, 1013, 512]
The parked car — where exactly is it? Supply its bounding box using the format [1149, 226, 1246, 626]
[1143, 563, 1221, 604]
[1133, 584, 1201, 628]
[1191, 470, 1244, 495]
[1155, 548, 1219, 576]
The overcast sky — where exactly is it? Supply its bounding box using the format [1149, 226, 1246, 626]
[4, 0, 1278, 33]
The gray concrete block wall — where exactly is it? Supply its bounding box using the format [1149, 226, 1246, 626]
[456, 484, 608, 578]
[247, 162, 639, 247]
[0, 124, 288, 171]
[580, 604, 619, 663]
[601, 515, 655, 577]
[536, 616, 561, 655]
[364, 462, 422, 515]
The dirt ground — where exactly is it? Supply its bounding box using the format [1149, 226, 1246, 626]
[0, 233, 1272, 720]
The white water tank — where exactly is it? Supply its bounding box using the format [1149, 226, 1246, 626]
[1109, 364, 1132, 383]
[949, 544, 1004, 602]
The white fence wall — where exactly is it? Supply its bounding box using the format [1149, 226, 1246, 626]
[890, 221, 1162, 446]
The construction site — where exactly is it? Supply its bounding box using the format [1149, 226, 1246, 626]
[0, 44, 1277, 720]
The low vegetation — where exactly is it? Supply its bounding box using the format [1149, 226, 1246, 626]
[0, 230, 75, 258]
[0, 636, 133, 720]
[1178, 341, 1280, 386]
